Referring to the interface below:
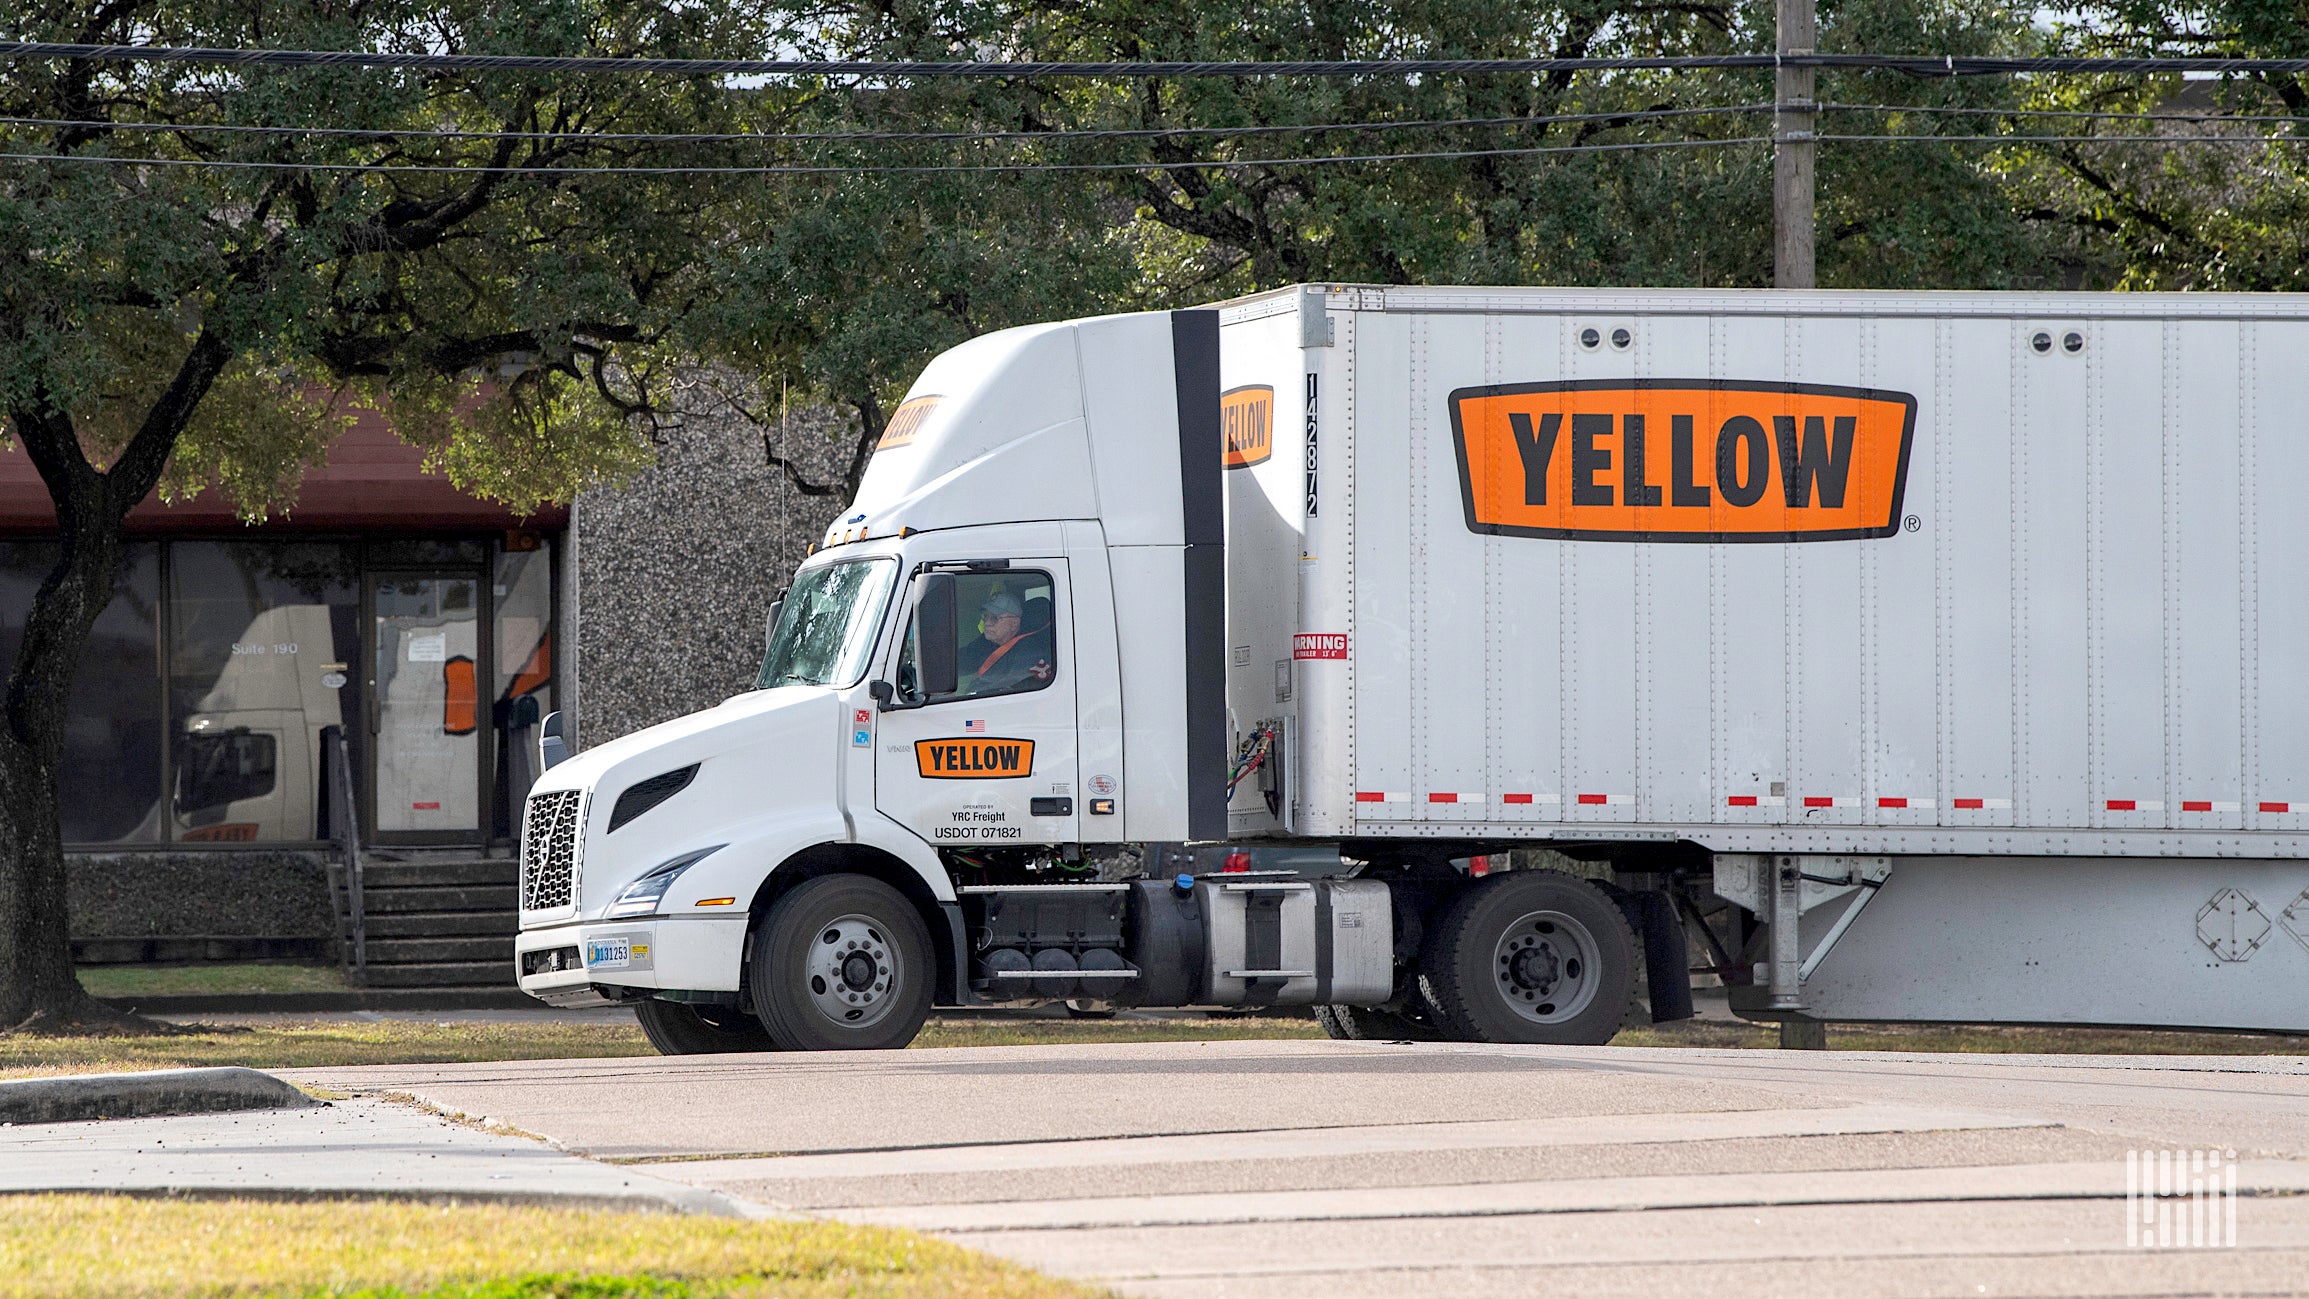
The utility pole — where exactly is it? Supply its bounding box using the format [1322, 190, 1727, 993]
[1775, 0, 1826, 1050]
[1774, 0, 1817, 290]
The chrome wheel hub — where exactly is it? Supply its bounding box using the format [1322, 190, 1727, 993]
[805, 913, 901, 1028]
[1491, 909, 1603, 1025]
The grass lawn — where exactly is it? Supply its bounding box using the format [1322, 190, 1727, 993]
[0, 1195, 1098, 1299]
[0, 1016, 1322, 1079]
[1, 1008, 2300, 1080]
[76, 964, 351, 999]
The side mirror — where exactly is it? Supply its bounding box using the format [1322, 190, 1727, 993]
[539, 710, 569, 771]
[918, 573, 958, 698]
[868, 679, 896, 710]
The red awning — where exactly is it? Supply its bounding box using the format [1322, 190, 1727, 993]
[0, 405, 566, 534]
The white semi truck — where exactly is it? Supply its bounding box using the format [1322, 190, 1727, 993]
[516, 285, 2309, 1053]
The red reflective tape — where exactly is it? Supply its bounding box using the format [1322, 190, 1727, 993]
[2261, 801, 2291, 813]
[2107, 799, 2136, 811]
[1355, 791, 1386, 802]
[1428, 792, 1458, 804]
[2182, 800, 2213, 812]
[1952, 798, 1984, 809]
[1502, 793, 1534, 804]
[1726, 795, 1758, 807]
[1878, 797, 1908, 809]
[1576, 793, 1608, 805]
[1803, 796, 1833, 808]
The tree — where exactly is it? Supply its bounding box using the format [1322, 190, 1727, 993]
[2002, 1, 2309, 290]
[0, 0, 802, 1031]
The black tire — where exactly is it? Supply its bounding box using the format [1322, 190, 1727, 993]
[634, 998, 779, 1055]
[1313, 1001, 1445, 1041]
[749, 874, 935, 1051]
[1417, 872, 1638, 1046]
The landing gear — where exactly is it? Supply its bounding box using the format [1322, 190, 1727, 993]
[750, 875, 935, 1051]
[1418, 871, 1637, 1045]
[635, 998, 779, 1055]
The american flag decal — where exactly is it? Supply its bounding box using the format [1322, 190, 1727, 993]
[963, 719, 985, 733]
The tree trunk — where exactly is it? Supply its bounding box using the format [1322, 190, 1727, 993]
[0, 529, 142, 1032]
[0, 336, 230, 1034]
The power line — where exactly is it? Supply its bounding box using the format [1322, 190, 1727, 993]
[1825, 101, 2309, 125]
[9, 41, 2309, 79]
[8, 127, 2304, 179]
[0, 136, 1770, 175]
[1820, 133, 2309, 145]
[0, 103, 1776, 146]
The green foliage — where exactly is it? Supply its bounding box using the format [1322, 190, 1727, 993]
[2003, 1, 2309, 290]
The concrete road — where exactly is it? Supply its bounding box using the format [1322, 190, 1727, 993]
[286, 1039, 2309, 1298]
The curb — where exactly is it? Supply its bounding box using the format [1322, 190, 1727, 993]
[0, 1067, 320, 1126]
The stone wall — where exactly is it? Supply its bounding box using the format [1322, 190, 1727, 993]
[69, 850, 338, 962]
[573, 393, 857, 746]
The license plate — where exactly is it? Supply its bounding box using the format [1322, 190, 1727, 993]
[585, 937, 632, 969]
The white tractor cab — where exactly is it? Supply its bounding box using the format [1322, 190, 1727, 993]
[512, 310, 1264, 1052]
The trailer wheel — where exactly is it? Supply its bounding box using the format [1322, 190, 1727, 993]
[1418, 872, 1637, 1046]
[749, 874, 935, 1051]
[634, 998, 779, 1055]
[1313, 1001, 1445, 1041]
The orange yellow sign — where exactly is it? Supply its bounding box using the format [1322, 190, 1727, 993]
[1222, 385, 1274, 469]
[1450, 380, 1916, 542]
[915, 737, 1035, 779]
[876, 395, 942, 451]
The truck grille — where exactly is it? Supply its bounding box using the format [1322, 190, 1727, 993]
[521, 790, 585, 911]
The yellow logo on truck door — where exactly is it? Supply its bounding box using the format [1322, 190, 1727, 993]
[1222, 385, 1274, 468]
[915, 737, 1036, 778]
[1451, 380, 1916, 542]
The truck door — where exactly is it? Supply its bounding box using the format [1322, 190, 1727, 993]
[874, 561, 1080, 850]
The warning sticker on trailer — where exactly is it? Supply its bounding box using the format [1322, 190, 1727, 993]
[1450, 380, 1916, 543]
[1294, 633, 1348, 660]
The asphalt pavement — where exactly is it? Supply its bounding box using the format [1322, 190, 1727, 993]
[266, 1039, 2309, 1299]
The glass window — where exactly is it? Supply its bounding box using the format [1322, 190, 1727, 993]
[757, 558, 898, 690]
[0, 542, 163, 843]
[493, 540, 555, 839]
[178, 729, 278, 816]
[896, 570, 1058, 704]
[168, 541, 361, 842]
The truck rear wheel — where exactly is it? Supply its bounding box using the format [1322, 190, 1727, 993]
[1314, 1001, 1445, 1041]
[1418, 872, 1637, 1046]
[749, 874, 935, 1051]
[634, 998, 779, 1055]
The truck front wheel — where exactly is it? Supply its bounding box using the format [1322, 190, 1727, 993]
[635, 998, 779, 1055]
[1418, 872, 1637, 1046]
[749, 874, 935, 1051]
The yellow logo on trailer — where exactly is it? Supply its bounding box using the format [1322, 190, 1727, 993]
[1451, 380, 1916, 543]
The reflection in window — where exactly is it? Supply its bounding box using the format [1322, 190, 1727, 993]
[0, 543, 163, 843]
[494, 541, 554, 839]
[168, 542, 361, 843]
[178, 729, 279, 818]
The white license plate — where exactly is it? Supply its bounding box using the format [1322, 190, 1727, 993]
[585, 937, 632, 969]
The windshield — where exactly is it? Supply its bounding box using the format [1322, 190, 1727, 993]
[756, 558, 898, 690]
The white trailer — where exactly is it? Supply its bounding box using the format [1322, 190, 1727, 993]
[514, 285, 2309, 1052]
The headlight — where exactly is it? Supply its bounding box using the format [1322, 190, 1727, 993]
[606, 845, 725, 918]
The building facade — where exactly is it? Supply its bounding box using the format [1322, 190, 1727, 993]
[3, 396, 851, 977]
